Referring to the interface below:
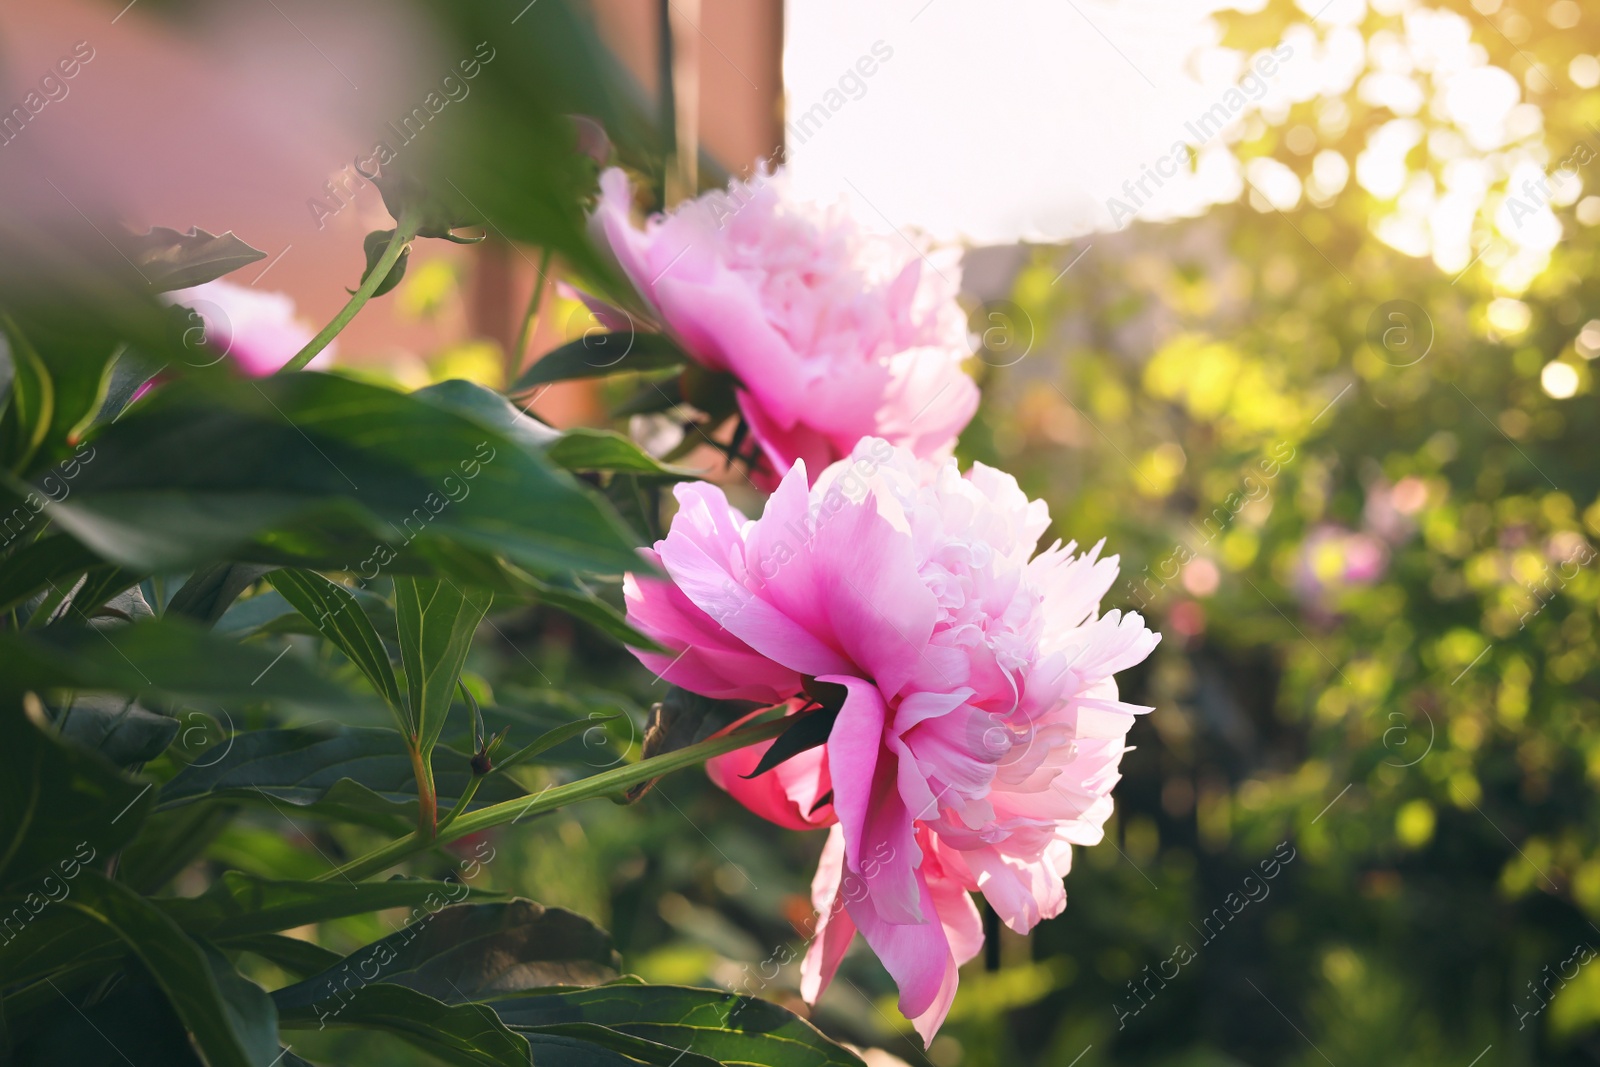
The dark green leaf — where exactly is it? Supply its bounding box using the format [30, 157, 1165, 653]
[56, 694, 178, 766]
[34, 372, 643, 579]
[117, 801, 238, 894]
[166, 563, 273, 627]
[395, 577, 492, 753]
[269, 570, 403, 715]
[158, 725, 529, 830]
[516, 570, 661, 650]
[37, 564, 143, 627]
[493, 984, 868, 1067]
[276, 982, 530, 1067]
[510, 333, 687, 392]
[0, 618, 376, 719]
[272, 901, 618, 1013]
[522, 1023, 722, 1066]
[0, 703, 151, 891]
[0, 327, 13, 411]
[743, 705, 841, 780]
[163, 872, 503, 942]
[0, 535, 103, 614]
[230, 932, 344, 978]
[93, 344, 163, 427]
[8, 970, 206, 1066]
[200, 939, 282, 1067]
[60, 872, 276, 1067]
[612, 374, 684, 417]
[0, 316, 55, 475]
[120, 227, 268, 292]
[354, 229, 410, 299]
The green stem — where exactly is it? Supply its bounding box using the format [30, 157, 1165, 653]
[318, 713, 791, 883]
[508, 248, 554, 388]
[436, 772, 484, 833]
[279, 206, 422, 373]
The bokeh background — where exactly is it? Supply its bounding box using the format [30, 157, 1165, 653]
[10, 0, 1600, 1062]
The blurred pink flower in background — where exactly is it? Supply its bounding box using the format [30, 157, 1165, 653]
[1363, 474, 1429, 545]
[1293, 523, 1389, 604]
[587, 166, 978, 488]
[165, 279, 333, 376]
[624, 438, 1158, 1040]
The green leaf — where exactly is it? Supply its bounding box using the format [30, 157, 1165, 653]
[56, 693, 178, 766]
[0, 214, 215, 476]
[34, 372, 644, 579]
[395, 577, 492, 753]
[0, 325, 13, 410]
[521, 1023, 723, 1066]
[0, 535, 103, 614]
[200, 938, 283, 1067]
[0, 618, 376, 719]
[117, 801, 238, 893]
[272, 901, 619, 1012]
[0, 703, 151, 891]
[166, 563, 273, 627]
[515, 570, 662, 650]
[413, 378, 559, 455]
[120, 226, 268, 292]
[276, 982, 531, 1067]
[544, 427, 698, 478]
[163, 872, 504, 942]
[0, 874, 502, 995]
[269, 570, 404, 716]
[401, 0, 658, 288]
[743, 704, 841, 780]
[157, 725, 529, 830]
[34, 564, 143, 628]
[60, 872, 278, 1067]
[612, 374, 684, 417]
[230, 932, 344, 978]
[0, 317, 55, 475]
[494, 985, 868, 1067]
[354, 228, 411, 299]
[93, 343, 163, 427]
[8, 971, 208, 1066]
[510, 333, 686, 392]
[491, 714, 619, 777]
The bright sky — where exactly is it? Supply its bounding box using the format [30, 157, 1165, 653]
[783, 0, 1253, 244]
[782, 0, 1566, 275]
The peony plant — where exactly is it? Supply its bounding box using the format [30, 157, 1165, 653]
[0, 2, 1157, 1057]
[625, 438, 1160, 1039]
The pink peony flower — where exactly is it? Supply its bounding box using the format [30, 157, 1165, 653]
[624, 438, 1159, 1040]
[164, 279, 332, 376]
[586, 166, 978, 488]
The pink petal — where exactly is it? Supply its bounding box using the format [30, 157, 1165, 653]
[800, 826, 857, 1003]
[624, 571, 801, 703]
[657, 484, 851, 680]
[650, 270, 810, 428]
[824, 676, 923, 925]
[809, 500, 938, 701]
[846, 866, 950, 1021]
[705, 710, 834, 832]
